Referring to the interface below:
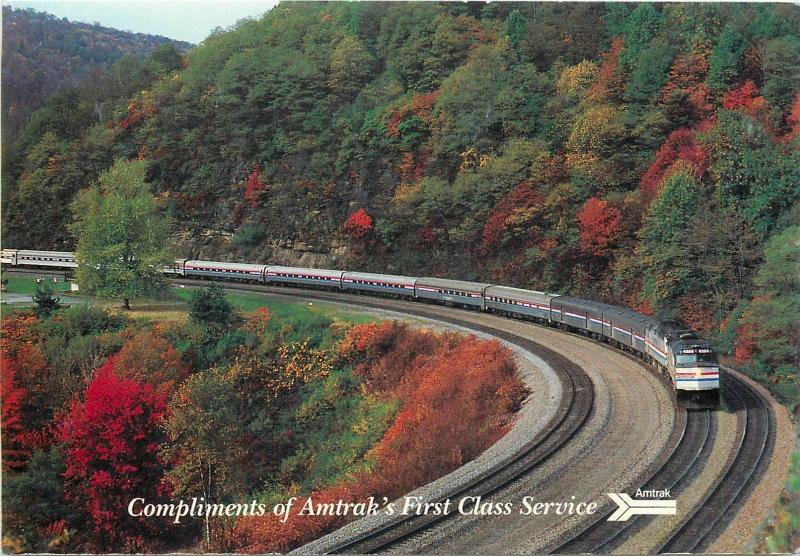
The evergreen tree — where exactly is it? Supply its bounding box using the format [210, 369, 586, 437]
[32, 281, 61, 317]
[707, 24, 747, 93]
[188, 284, 236, 328]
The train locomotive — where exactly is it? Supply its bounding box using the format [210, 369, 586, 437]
[1, 249, 719, 408]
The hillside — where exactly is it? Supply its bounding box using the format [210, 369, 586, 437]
[3, 2, 799, 390]
[1, 6, 192, 142]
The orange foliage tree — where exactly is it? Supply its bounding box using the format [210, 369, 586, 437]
[114, 329, 189, 397]
[480, 180, 542, 253]
[577, 197, 622, 256]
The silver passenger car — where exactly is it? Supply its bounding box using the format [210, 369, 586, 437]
[17, 250, 77, 268]
[342, 271, 417, 297]
[266, 266, 344, 289]
[484, 285, 559, 321]
[415, 277, 490, 309]
[184, 260, 266, 281]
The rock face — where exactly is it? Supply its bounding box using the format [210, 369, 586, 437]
[173, 228, 346, 269]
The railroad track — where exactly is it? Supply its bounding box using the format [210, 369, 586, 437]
[657, 369, 774, 553]
[219, 284, 773, 555]
[6, 272, 776, 553]
[173, 281, 595, 554]
[551, 368, 773, 554]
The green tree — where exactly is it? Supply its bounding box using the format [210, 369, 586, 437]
[762, 37, 800, 121]
[707, 24, 746, 93]
[619, 3, 663, 70]
[503, 10, 527, 49]
[188, 284, 236, 328]
[33, 281, 61, 317]
[329, 36, 375, 100]
[69, 159, 172, 309]
[148, 43, 183, 74]
[639, 168, 703, 307]
[741, 225, 800, 397]
[625, 39, 673, 104]
[2, 448, 75, 552]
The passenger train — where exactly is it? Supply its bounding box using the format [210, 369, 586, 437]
[1, 248, 720, 408]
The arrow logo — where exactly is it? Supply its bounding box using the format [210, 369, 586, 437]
[606, 493, 676, 521]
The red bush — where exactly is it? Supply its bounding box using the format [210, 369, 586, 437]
[58, 358, 169, 550]
[722, 80, 767, 112]
[1, 357, 28, 470]
[577, 197, 622, 256]
[343, 208, 373, 240]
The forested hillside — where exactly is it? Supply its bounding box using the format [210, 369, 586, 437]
[4, 2, 799, 392]
[1, 7, 192, 141]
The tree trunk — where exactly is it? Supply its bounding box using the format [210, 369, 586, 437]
[123, 298, 131, 310]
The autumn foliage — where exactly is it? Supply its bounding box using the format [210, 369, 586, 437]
[243, 163, 266, 208]
[231, 322, 526, 553]
[722, 80, 767, 113]
[577, 197, 622, 256]
[114, 329, 188, 396]
[58, 357, 169, 550]
[343, 208, 374, 240]
[640, 129, 708, 204]
[1, 357, 28, 470]
[661, 51, 713, 121]
[734, 321, 758, 362]
[480, 181, 542, 253]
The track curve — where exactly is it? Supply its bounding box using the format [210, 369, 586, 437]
[5, 270, 778, 554]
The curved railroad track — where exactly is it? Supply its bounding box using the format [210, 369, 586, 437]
[226, 284, 774, 555]
[657, 369, 774, 554]
[4, 271, 778, 554]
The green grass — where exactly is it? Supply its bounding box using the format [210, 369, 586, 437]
[3, 276, 73, 295]
[172, 286, 377, 325]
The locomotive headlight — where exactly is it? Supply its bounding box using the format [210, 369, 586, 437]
[696, 370, 702, 378]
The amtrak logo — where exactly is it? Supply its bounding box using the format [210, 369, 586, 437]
[606, 491, 676, 521]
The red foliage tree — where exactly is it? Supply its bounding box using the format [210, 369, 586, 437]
[480, 181, 542, 253]
[58, 358, 169, 550]
[786, 93, 800, 137]
[722, 80, 767, 112]
[639, 129, 708, 204]
[1, 357, 29, 470]
[243, 164, 266, 208]
[577, 197, 622, 256]
[734, 321, 758, 362]
[343, 208, 373, 241]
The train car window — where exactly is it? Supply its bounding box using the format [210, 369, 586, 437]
[675, 350, 717, 366]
